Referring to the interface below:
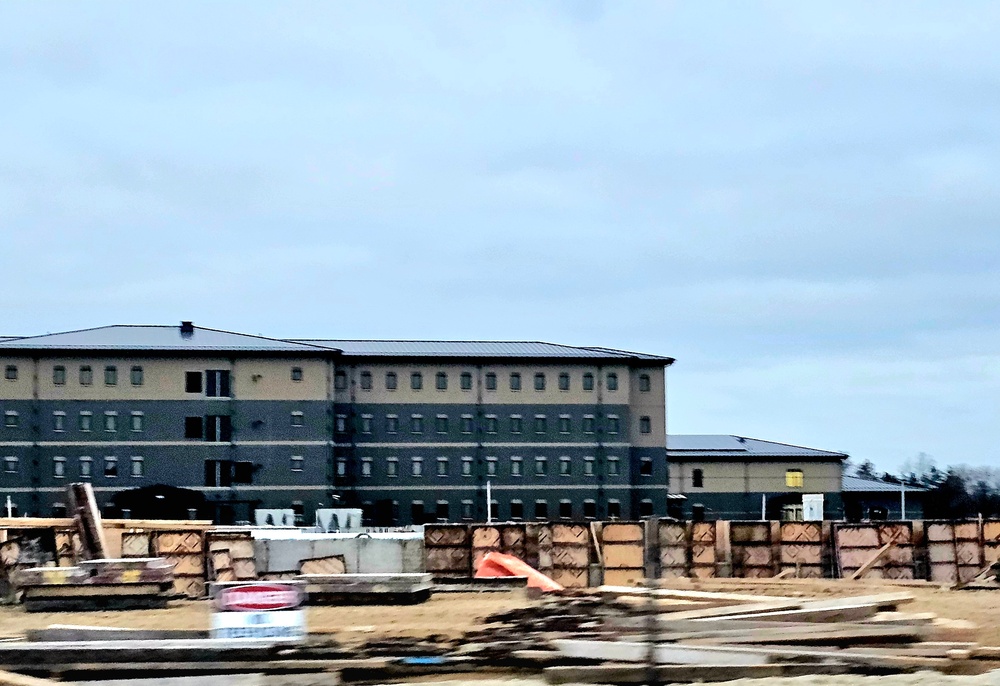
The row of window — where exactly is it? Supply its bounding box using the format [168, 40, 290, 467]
[683, 469, 805, 488]
[338, 370, 653, 393]
[0, 410, 146, 432]
[334, 454, 654, 478]
[408, 497, 643, 522]
[2, 455, 144, 478]
[336, 413, 653, 435]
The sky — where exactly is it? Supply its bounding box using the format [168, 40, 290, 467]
[1, 2, 998, 474]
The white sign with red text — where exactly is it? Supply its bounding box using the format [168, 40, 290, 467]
[211, 582, 306, 641]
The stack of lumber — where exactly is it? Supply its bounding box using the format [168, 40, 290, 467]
[299, 572, 433, 604]
[461, 585, 984, 683]
[13, 557, 175, 611]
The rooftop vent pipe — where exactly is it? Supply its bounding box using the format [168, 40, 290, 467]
[180, 321, 194, 337]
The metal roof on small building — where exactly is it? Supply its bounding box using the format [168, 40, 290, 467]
[841, 475, 927, 493]
[667, 434, 848, 460]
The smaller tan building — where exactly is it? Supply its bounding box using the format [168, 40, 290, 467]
[667, 435, 847, 521]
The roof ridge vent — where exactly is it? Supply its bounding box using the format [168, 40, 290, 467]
[180, 321, 194, 338]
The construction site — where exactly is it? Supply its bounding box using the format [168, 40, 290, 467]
[0, 485, 999, 685]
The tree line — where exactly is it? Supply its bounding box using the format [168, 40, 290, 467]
[852, 453, 1000, 519]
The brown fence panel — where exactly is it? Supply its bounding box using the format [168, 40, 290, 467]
[690, 521, 717, 578]
[658, 520, 689, 578]
[926, 521, 983, 583]
[549, 523, 589, 587]
[779, 522, 824, 578]
[835, 522, 914, 579]
[153, 530, 206, 597]
[424, 523, 471, 578]
[602, 521, 645, 585]
[471, 525, 501, 573]
[731, 521, 778, 578]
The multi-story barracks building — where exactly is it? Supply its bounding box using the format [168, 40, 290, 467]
[0, 322, 674, 525]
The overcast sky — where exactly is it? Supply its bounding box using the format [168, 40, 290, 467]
[2, 2, 998, 473]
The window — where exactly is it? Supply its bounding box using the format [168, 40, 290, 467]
[584, 456, 595, 476]
[607, 499, 621, 519]
[510, 414, 522, 434]
[335, 414, 347, 433]
[290, 455, 304, 472]
[582, 372, 594, 391]
[786, 469, 804, 488]
[606, 372, 618, 391]
[485, 372, 497, 391]
[534, 373, 545, 391]
[385, 371, 398, 390]
[185, 371, 202, 393]
[534, 500, 548, 520]
[692, 468, 704, 488]
[104, 456, 118, 478]
[486, 456, 498, 476]
[535, 456, 548, 476]
[510, 500, 524, 520]
[608, 456, 620, 476]
[639, 456, 652, 476]
[130, 412, 144, 433]
[639, 373, 651, 392]
[4, 365, 16, 381]
[205, 370, 231, 397]
[104, 365, 118, 386]
[130, 365, 144, 386]
[53, 456, 66, 479]
[461, 456, 473, 476]
[79, 411, 92, 432]
[559, 456, 571, 476]
[233, 461, 253, 484]
[558, 415, 571, 434]
[412, 457, 423, 477]
[334, 370, 347, 390]
[386, 414, 399, 434]
[411, 501, 424, 525]
[461, 500, 474, 521]
[104, 411, 117, 432]
[460, 372, 473, 390]
[510, 456, 523, 477]
[411, 372, 423, 390]
[559, 500, 572, 519]
[640, 499, 654, 517]
[436, 500, 449, 521]
[436, 457, 449, 477]
[3, 456, 17, 473]
[184, 416, 204, 439]
[53, 411, 66, 432]
[639, 416, 652, 434]
[583, 500, 597, 519]
[79, 456, 92, 478]
[205, 415, 232, 442]
[3, 411, 17, 428]
[558, 372, 570, 391]
[583, 415, 595, 434]
[53, 366, 66, 385]
[336, 459, 347, 477]
[130, 456, 144, 477]
[291, 366, 304, 382]
[360, 414, 372, 434]
[410, 414, 424, 434]
[291, 411, 304, 427]
[357, 370, 371, 390]
[386, 457, 399, 477]
[534, 415, 547, 434]
[79, 365, 93, 385]
[435, 414, 449, 434]
[484, 415, 498, 434]
[607, 415, 619, 435]
[361, 457, 373, 477]
[435, 372, 448, 390]
[460, 414, 474, 434]
[509, 372, 521, 391]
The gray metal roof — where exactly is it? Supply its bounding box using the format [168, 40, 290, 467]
[294, 339, 673, 362]
[842, 475, 927, 493]
[667, 435, 848, 460]
[0, 326, 333, 353]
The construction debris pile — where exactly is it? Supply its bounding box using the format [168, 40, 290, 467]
[459, 584, 991, 684]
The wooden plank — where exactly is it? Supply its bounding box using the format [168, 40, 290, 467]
[69, 483, 107, 560]
[0, 669, 58, 686]
[658, 600, 804, 621]
[544, 663, 853, 685]
[848, 531, 901, 580]
[599, 586, 795, 603]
